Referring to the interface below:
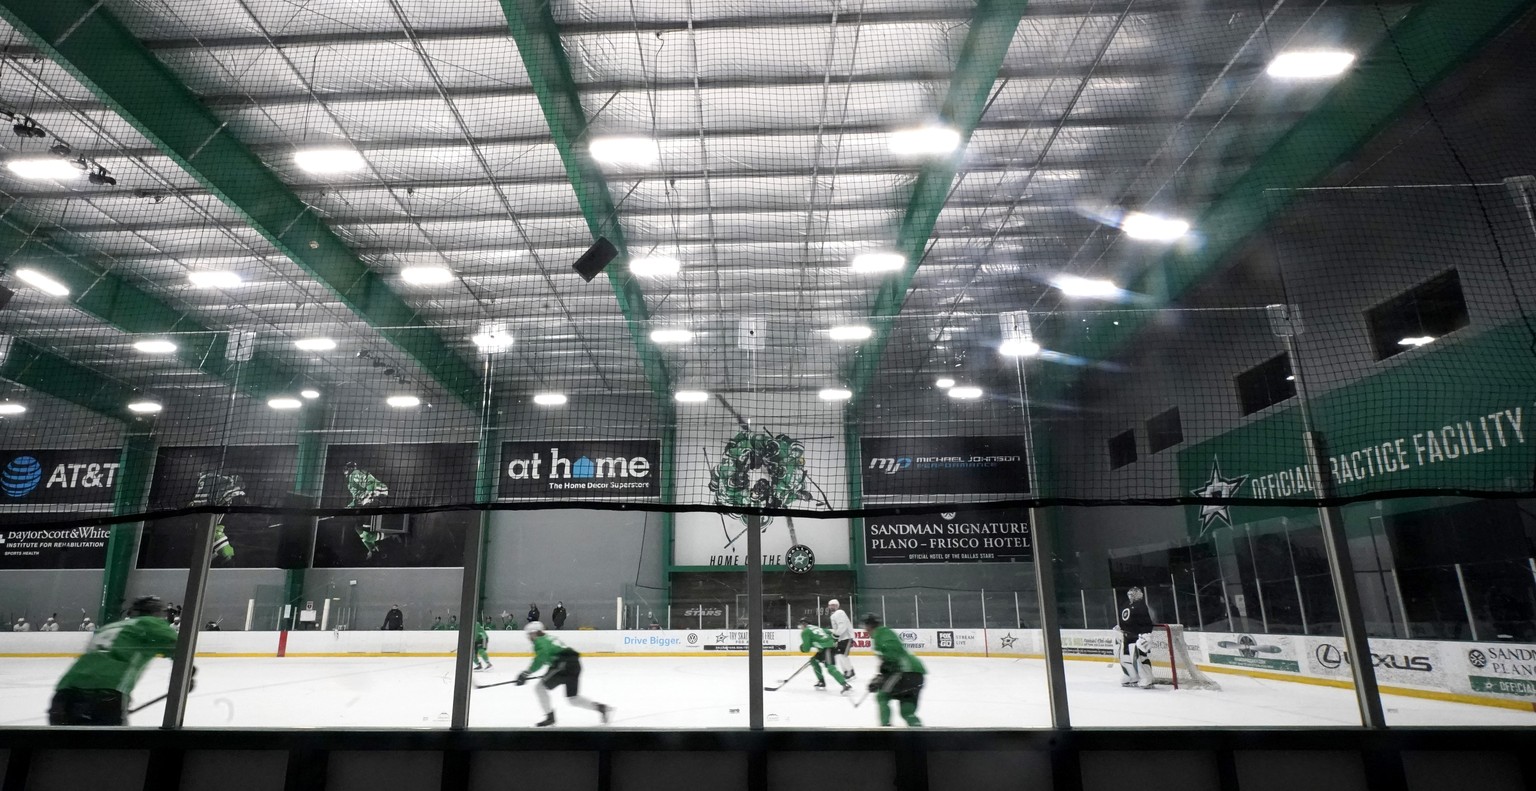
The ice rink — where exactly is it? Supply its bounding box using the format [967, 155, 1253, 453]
[4, 654, 1533, 729]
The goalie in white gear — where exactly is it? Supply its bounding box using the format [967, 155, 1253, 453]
[826, 599, 855, 679]
[1114, 586, 1156, 688]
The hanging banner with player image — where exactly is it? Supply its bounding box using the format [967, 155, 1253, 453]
[863, 507, 1032, 564]
[498, 439, 661, 499]
[137, 445, 300, 569]
[312, 443, 475, 568]
[859, 435, 1030, 498]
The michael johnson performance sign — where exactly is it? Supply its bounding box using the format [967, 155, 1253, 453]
[864, 508, 1032, 564]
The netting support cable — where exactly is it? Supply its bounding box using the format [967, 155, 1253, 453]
[1274, 305, 1386, 728]
[747, 513, 765, 730]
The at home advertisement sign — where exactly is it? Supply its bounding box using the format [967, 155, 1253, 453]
[864, 508, 1031, 564]
[860, 435, 1029, 498]
[499, 440, 660, 499]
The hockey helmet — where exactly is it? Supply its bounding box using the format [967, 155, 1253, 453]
[826, 599, 840, 610]
[524, 621, 545, 636]
[860, 612, 882, 629]
[128, 595, 166, 617]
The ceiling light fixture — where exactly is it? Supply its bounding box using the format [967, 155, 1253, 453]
[127, 400, 163, 414]
[629, 256, 681, 278]
[7, 158, 79, 180]
[0, 403, 26, 415]
[268, 397, 303, 410]
[386, 395, 421, 408]
[1050, 274, 1120, 299]
[674, 390, 710, 403]
[999, 338, 1042, 357]
[472, 330, 514, 350]
[14, 268, 70, 297]
[828, 325, 873, 341]
[850, 252, 905, 273]
[948, 386, 984, 400]
[588, 136, 660, 165]
[1121, 212, 1190, 241]
[401, 266, 455, 285]
[133, 339, 178, 354]
[1397, 336, 1435, 347]
[888, 125, 962, 157]
[294, 337, 337, 352]
[188, 270, 242, 289]
[300, 389, 321, 399]
[533, 393, 568, 406]
[818, 388, 853, 401]
[1266, 49, 1356, 80]
[935, 377, 956, 389]
[650, 328, 694, 344]
[293, 148, 366, 174]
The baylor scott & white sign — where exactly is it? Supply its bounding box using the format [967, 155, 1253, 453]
[499, 440, 660, 499]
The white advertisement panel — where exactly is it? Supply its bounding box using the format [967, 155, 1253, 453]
[673, 512, 850, 567]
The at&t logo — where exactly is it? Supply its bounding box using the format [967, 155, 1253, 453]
[3, 455, 42, 498]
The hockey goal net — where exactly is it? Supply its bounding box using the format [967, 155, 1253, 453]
[1146, 624, 1221, 690]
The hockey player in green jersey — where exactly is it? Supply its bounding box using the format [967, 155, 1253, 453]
[472, 618, 492, 671]
[49, 596, 184, 725]
[192, 472, 245, 564]
[861, 613, 925, 726]
[517, 621, 610, 727]
[797, 617, 851, 693]
[342, 462, 390, 558]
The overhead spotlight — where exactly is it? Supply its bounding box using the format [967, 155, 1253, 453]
[401, 266, 454, 285]
[386, 395, 421, 408]
[300, 389, 321, 399]
[935, 377, 956, 389]
[127, 400, 163, 414]
[650, 328, 694, 344]
[294, 337, 336, 351]
[674, 390, 710, 403]
[533, 392, 568, 406]
[629, 256, 681, 278]
[7, 158, 80, 180]
[133, 339, 177, 354]
[267, 397, 303, 410]
[1051, 274, 1121, 299]
[999, 338, 1042, 357]
[1397, 336, 1434, 347]
[0, 402, 26, 415]
[588, 136, 659, 166]
[11, 119, 45, 139]
[888, 125, 962, 157]
[818, 387, 853, 402]
[14, 268, 69, 296]
[48, 142, 70, 157]
[1267, 49, 1356, 80]
[88, 167, 116, 186]
[948, 386, 983, 400]
[850, 252, 905, 273]
[1121, 212, 1190, 242]
[472, 330, 514, 350]
[188, 270, 242, 289]
[827, 325, 873, 341]
[293, 148, 366, 174]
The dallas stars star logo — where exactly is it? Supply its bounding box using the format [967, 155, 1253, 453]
[999, 633, 1018, 649]
[1191, 459, 1247, 536]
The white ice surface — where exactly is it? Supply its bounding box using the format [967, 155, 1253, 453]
[3, 655, 1533, 729]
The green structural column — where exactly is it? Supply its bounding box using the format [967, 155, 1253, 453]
[288, 404, 330, 623]
[99, 429, 156, 625]
[660, 412, 677, 620]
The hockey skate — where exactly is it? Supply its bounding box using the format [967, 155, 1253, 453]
[840, 684, 852, 694]
[814, 680, 827, 689]
[535, 713, 555, 727]
[597, 703, 611, 724]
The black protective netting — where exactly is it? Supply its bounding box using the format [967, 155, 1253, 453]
[0, 0, 1529, 542]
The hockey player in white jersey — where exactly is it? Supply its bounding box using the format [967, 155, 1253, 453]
[826, 599, 856, 679]
[1114, 586, 1155, 688]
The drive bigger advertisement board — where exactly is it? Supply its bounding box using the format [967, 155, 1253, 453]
[859, 435, 1029, 498]
[0, 448, 122, 569]
[864, 508, 1031, 564]
[499, 440, 660, 499]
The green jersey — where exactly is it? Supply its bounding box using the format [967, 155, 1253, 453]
[474, 621, 489, 649]
[526, 633, 577, 673]
[345, 469, 387, 508]
[56, 616, 180, 694]
[799, 624, 837, 653]
[869, 625, 925, 674]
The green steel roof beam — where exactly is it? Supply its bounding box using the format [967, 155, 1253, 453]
[845, 0, 1029, 402]
[0, 0, 483, 408]
[499, 0, 671, 401]
[0, 337, 136, 419]
[0, 225, 300, 398]
[1048, 0, 1536, 375]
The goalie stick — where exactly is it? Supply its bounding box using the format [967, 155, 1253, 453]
[764, 659, 813, 691]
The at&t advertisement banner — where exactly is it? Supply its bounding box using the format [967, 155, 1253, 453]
[860, 435, 1029, 498]
[499, 439, 660, 499]
[0, 449, 122, 506]
[864, 508, 1031, 564]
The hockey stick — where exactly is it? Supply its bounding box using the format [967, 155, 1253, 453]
[850, 689, 873, 708]
[128, 694, 168, 714]
[473, 673, 544, 690]
[764, 659, 813, 691]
